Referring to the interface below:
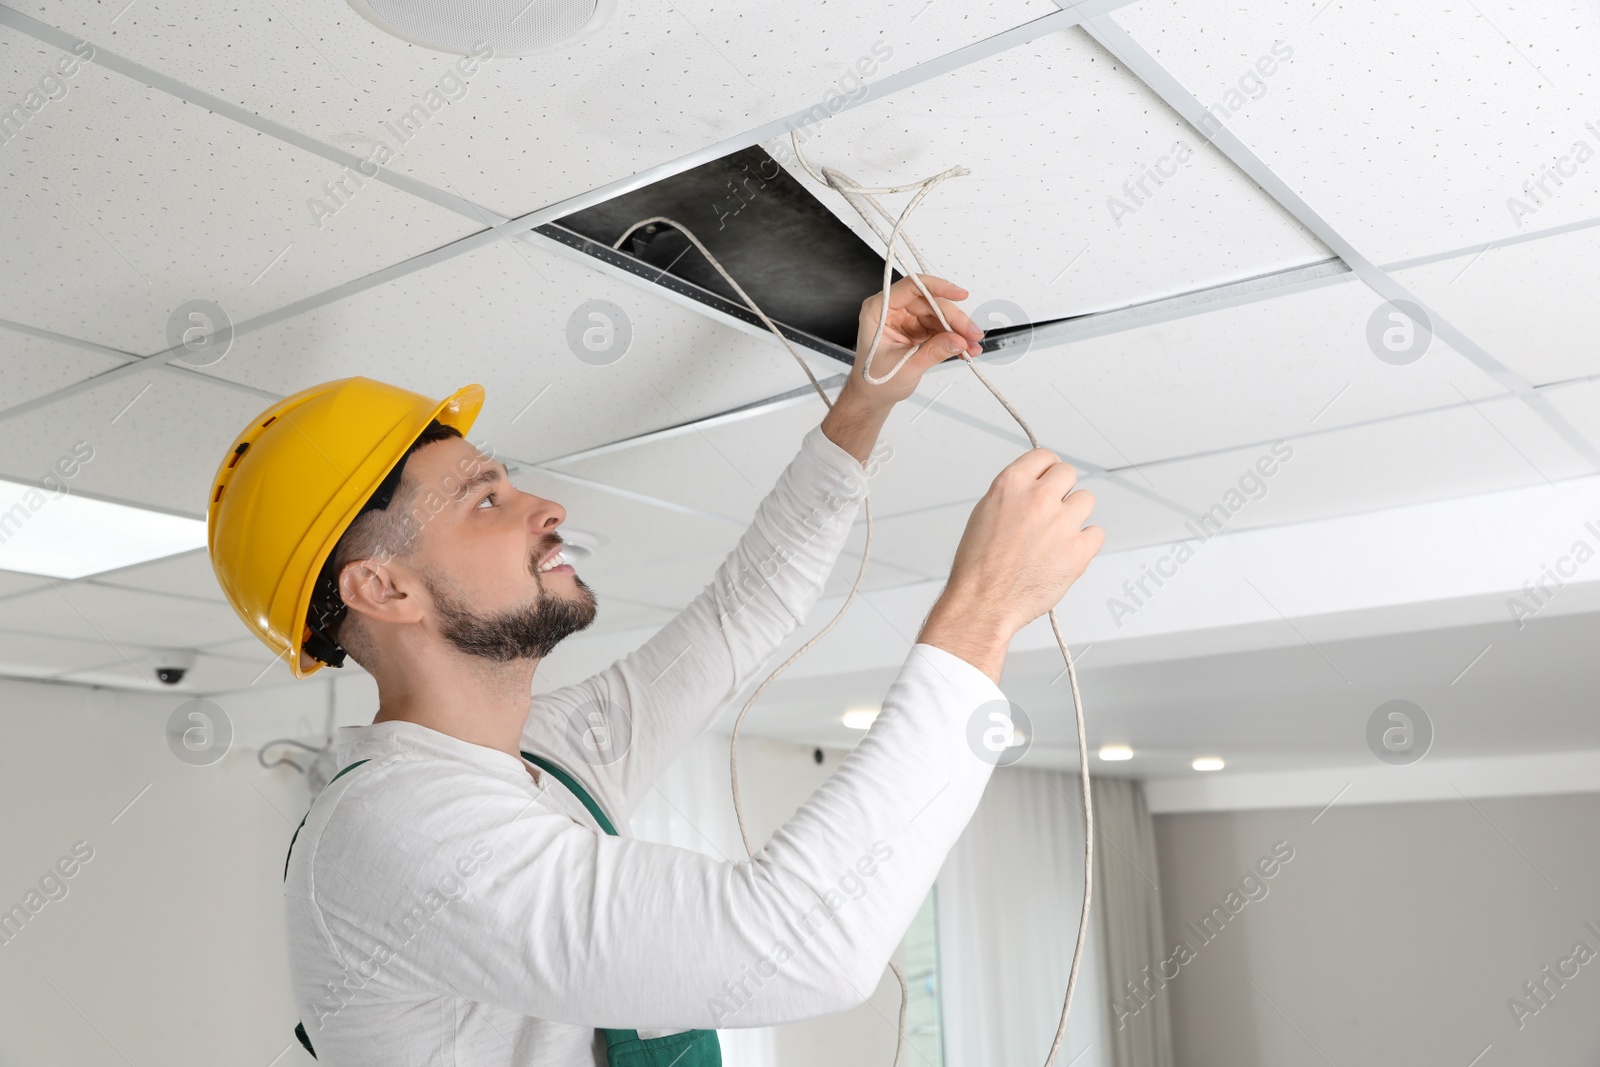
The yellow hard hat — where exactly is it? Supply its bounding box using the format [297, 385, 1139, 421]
[207, 376, 485, 680]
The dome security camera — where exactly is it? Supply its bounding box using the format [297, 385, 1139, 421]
[155, 650, 197, 686]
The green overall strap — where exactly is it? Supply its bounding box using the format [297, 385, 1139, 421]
[283, 758, 372, 882]
[285, 757, 373, 1061]
[519, 751, 722, 1065]
[521, 751, 618, 835]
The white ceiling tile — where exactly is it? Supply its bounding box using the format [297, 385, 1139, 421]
[552, 357, 1208, 562]
[578, 549, 727, 613]
[0, 581, 250, 652]
[89, 549, 226, 603]
[837, 463, 1202, 574]
[0, 368, 279, 516]
[1146, 397, 1593, 534]
[1115, 0, 1600, 263]
[0, 625, 134, 679]
[555, 378, 1080, 523]
[760, 26, 1329, 325]
[1539, 377, 1600, 435]
[1394, 225, 1600, 388]
[0, 55, 479, 354]
[0, 329, 126, 408]
[550, 400, 820, 524]
[576, 543, 930, 628]
[29, 0, 1054, 218]
[0, 569, 49, 599]
[190, 237, 850, 462]
[820, 550, 936, 599]
[930, 276, 1509, 466]
[841, 499, 970, 579]
[514, 464, 740, 575]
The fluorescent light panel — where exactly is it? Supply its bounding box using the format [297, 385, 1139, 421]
[0, 479, 207, 579]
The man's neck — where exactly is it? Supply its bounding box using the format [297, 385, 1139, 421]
[369, 652, 540, 763]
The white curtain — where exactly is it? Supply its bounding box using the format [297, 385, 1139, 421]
[629, 730, 779, 1067]
[1090, 777, 1174, 1067]
[936, 765, 1111, 1067]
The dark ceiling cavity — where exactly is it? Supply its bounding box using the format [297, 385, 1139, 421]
[541, 145, 904, 363]
[542, 143, 1039, 367]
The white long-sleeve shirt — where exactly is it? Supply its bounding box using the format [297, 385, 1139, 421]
[284, 423, 1007, 1066]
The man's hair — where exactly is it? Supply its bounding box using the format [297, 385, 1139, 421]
[309, 419, 463, 670]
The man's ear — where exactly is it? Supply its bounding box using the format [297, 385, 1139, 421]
[338, 558, 422, 626]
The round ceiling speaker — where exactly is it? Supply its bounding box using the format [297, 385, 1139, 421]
[346, 0, 616, 57]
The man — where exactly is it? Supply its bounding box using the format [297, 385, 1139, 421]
[206, 275, 1103, 1065]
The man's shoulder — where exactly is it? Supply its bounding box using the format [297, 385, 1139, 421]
[293, 752, 543, 877]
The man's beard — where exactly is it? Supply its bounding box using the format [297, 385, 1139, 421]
[422, 550, 598, 662]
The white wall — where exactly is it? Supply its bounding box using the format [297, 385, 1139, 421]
[0, 673, 363, 1066]
[1152, 794, 1600, 1066]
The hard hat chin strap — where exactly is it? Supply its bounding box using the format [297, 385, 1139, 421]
[303, 568, 350, 670]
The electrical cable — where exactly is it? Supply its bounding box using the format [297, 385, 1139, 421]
[611, 130, 1092, 1067]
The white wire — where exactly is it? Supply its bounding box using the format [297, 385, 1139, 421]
[611, 130, 1093, 1067]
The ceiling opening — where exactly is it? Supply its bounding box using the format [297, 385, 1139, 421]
[540, 145, 907, 363]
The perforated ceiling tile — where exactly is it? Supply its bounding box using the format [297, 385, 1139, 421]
[1394, 224, 1600, 388]
[930, 276, 1508, 467]
[0, 329, 126, 409]
[1538, 377, 1600, 435]
[545, 399, 820, 524]
[0, 626, 137, 679]
[0, 367, 276, 517]
[0, 55, 479, 355]
[0, 569, 49, 600]
[1145, 395, 1594, 535]
[832, 459, 1199, 576]
[760, 26, 1329, 326]
[89, 548, 226, 603]
[1114, 0, 1600, 264]
[511, 462, 741, 576]
[820, 549, 936, 599]
[200, 237, 842, 464]
[578, 544, 931, 620]
[0, 580, 249, 650]
[552, 379, 1046, 522]
[26, 0, 1056, 219]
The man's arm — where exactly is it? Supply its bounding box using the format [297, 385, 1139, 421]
[522, 275, 988, 822]
[298, 639, 1008, 1033]
[817, 390, 891, 466]
[522, 400, 880, 824]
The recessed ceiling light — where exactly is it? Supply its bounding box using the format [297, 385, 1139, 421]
[1098, 744, 1134, 761]
[346, 0, 617, 56]
[1192, 757, 1225, 772]
[556, 527, 604, 563]
[0, 479, 206, 579]
[841, 708, 879, 730]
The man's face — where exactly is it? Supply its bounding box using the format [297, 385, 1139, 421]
[398, 436, 597, 662]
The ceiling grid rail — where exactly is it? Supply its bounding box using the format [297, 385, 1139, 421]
[2, 0, 1596, 502]
[1079, 9, 1600, 471]
[0, 0, 1132, 426]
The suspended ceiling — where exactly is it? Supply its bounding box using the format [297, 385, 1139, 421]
[1, 0, 1597, 792]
